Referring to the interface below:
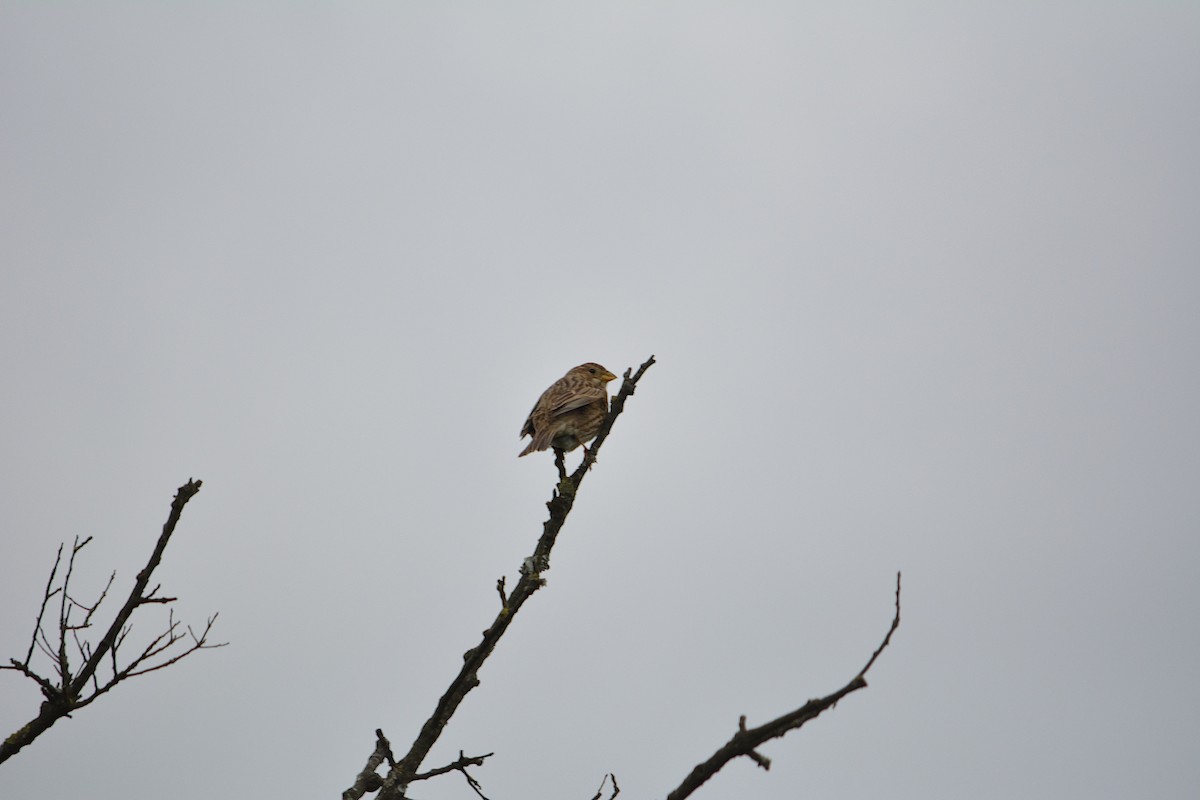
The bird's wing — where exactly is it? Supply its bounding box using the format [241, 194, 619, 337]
[545, 384, 606, 417]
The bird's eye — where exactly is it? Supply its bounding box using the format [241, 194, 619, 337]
[588, 368, 596, 374]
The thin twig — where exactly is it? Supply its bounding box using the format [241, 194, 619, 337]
[22, 544, 63, 668]
[68, 569, 117, 629]
[590, 772, 620, 800]
[458, 759, 491, 800]
[858, 572, 901, 678]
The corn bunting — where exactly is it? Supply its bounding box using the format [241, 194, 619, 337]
[519, 363, 618, 458]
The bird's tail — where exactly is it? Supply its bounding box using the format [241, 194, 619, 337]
[518, 429, 554, 457]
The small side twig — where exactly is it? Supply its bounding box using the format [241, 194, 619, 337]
[23, 544, 66, 668]
[738, 716, 771, 770]
[495, 577, 508, 612]
[411, 749, 495, 800]
[459, 760, 491, 800]
[590, 772, 620, 800]
[410, 749, 494, 783]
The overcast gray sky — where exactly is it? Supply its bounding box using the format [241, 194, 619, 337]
[2, 4, 1198, 799]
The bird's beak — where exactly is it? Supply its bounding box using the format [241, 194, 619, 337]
[602, 370, 618, 383]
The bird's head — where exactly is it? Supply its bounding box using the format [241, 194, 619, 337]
[570, 363, 618, 385]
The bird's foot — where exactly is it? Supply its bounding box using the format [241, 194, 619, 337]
[581, 446, 598, 471]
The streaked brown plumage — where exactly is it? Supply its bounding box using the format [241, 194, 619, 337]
[519, 363, 618, 458]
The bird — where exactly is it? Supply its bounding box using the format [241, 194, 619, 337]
[519, 363, 618, 459]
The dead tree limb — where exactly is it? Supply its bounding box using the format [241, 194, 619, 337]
[343, 356, 656, 800]
[664, 572, 902, 800]
[1, 478, 224, 764]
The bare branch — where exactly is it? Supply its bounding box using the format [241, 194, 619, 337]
[665, 572, 903, 800]
[1, 479, 219, 765]
[347, 357, 656, 800]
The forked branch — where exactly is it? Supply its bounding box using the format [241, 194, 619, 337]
[1, 479, 224, 764]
